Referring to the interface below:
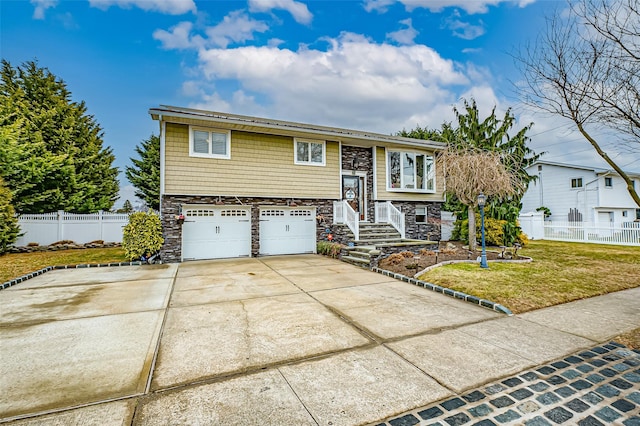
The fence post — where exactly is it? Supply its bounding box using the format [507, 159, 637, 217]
[57, 210, 64, 242]
[99, 210, 104, 241]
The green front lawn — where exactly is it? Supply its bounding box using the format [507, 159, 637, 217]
[0, 247, 128, 283]
[418, 240, 640, 314]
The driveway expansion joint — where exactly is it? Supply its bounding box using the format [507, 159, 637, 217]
[371, 267, 513, 316]
[375, 341, 640, 426]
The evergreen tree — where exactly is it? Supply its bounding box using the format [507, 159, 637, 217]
[400, 98, 541, 246]
[0, 176, 20, 254]
[0, 60, 119, 213]
[125, 134, 160, 211]
[117, 199, 134, 213]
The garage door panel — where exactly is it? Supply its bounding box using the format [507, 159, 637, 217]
[260, 208, 316, 256]
[182, 207, 251, 260]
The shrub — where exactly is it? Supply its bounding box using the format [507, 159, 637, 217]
[419, 249, 436, 256]
[122, 211, 164, 261]
[386, 253, 406, 265]
[400, 251, 415, 258]
[317, 241, 343, 258]
[458, 217, 526, 247]
[0, 177, 20, 254]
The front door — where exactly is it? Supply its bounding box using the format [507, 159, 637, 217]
[342, 175, 366, 221]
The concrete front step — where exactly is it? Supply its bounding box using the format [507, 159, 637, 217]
[341, 255, 371, 267]
[373, 240, 438, 248]
[360, 232, 401, 240]
[347, 250, 372, 260]
[354, 238, 405, 245]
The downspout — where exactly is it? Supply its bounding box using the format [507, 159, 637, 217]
[580, 173, 607, 222]
[159, 117, 166, 214]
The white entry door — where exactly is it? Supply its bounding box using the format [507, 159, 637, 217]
[259, 207, 316, 255]
[182, 207, 251, 260]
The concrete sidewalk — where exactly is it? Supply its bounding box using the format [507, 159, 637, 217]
[0, 255, 638, 425]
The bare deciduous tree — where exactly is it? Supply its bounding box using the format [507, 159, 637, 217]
[516, 0, 640, 207]
[439, 149, 522, 250]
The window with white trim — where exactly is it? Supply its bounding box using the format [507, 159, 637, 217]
[387, 150, 435, 192]
[294, 139, 325, 166]
[571, 177, 583, 188]
[605, 177, 613, 187]
[189, 126, 231, 159]
[416, 206, 427, 224]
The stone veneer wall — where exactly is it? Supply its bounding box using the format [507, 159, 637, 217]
[389, 201, 442, 241]
[329, 200, 442, 247]
[340, 146, 375, 221]
[161, 195, 337, 263]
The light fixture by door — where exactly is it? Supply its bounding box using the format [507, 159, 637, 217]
[351, 156, 360, 170]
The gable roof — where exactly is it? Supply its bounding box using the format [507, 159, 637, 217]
[530, 160, 640, 178]
[149, 105, 446, 151]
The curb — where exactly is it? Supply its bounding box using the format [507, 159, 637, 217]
[1, 261, 144, 291]
[371, 266, 513, 316]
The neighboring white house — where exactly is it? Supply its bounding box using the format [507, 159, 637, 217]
[521, 161, 640, 224]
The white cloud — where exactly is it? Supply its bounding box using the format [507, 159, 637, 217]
[153, 21, 202, 49]
[154, 11, 269, 50]
[368, 0, 534, 15]
[248, 0, 313, 25]
[88, 0, 196, 15]
[363, 0, 396, 13]
[205, 10, 269, 48]
[444, 17, 485, 40]
[386, 18, 418, 45]
[190, 32, 470, 132]
[31, 0, 57, 19]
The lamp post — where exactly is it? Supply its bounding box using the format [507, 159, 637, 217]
[478, 192, 489, 269]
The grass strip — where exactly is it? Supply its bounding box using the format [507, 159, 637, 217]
[418, 240, 640, 314]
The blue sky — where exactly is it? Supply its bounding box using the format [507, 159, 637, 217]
[2, 0, 638, 208]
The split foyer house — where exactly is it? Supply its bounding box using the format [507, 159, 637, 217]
[150, 106, 446, 262]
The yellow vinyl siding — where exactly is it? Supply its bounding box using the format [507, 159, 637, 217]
[375, 146, 445, 202]
[164, 123, 340, 198]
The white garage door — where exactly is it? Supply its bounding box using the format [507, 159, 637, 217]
[259, 207, 316, 255]
[182, 207, 251, 260]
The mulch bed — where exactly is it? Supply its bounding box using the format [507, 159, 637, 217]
[377, 241, 510, 277]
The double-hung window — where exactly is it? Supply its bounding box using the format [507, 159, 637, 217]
[416, 206, 427, 223]
[294, 139, 325, 166]
[571, 177, 583, 189]
[387, 150, 435, 192]
[189, 127, 231, 159]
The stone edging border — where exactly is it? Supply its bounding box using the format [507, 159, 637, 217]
[1, 262, 144, 291]
[371, 266, 513, 316]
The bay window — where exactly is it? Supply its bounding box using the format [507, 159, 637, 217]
[387, 150, 435, 192]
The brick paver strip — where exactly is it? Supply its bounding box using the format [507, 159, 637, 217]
[377, 343, 640, 425]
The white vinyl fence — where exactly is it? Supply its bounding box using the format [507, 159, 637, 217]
[519, 212, 640, 246]
[440, 211, 455, 241]
[16, 211, 130, 246]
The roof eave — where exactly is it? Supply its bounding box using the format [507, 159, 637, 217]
[149, 106, 446, 151]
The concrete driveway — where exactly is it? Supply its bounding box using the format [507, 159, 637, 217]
[1, 255, 638, 425]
